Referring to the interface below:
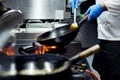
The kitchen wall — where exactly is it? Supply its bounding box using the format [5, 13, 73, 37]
[3, 0, 71, 19]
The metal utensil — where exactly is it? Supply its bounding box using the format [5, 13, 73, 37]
[70, 8, 78, 31]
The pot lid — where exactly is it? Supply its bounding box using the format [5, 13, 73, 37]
[0, 9, 24, 48]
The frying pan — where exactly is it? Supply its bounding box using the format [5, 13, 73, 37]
[37, 15, 88, 46]
[15, 44, 100, 80]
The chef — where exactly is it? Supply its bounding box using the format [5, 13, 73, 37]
[69, 0, 120, 80]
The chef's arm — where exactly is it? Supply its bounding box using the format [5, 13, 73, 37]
[84, 3, 106, 21]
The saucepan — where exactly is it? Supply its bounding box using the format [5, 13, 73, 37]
[15, 44, 100, 80]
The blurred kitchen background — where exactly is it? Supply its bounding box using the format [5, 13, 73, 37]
[2, 0, 98, 48]
[1, 0, 100, 79]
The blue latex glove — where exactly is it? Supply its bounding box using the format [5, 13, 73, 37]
[84, 3, 104, 21]
[69, 0, 79, 14]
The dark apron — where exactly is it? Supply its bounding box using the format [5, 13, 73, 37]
[92, 40, 120, 80]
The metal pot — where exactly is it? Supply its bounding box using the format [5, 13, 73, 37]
[15, 44, 100, 80]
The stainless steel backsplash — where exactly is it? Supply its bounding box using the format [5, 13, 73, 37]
[3, 0, 68, 19]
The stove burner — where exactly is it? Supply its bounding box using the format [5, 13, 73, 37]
[18, 44, 36, 55]
[45, 46, 67, 54]
[0, 46, 15, 56]
[18, 42, 67, 55]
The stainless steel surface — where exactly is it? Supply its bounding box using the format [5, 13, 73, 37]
[25, 22, 68, 28]
[0, 10, 24, 48]
[0, 10, 24, 33]
[4, 0, 66, 19]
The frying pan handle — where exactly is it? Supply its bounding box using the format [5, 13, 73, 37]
[78, 14, 89, 28]
[69, 44, 100, 64]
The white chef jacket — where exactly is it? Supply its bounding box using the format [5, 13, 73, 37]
[96, 0, 120, 40]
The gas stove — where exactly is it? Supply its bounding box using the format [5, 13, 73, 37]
[0, 21, 98, 80]
[0, 55, 97, 80]
[16, 42, 81, 57]
[0, 41, 98, 80]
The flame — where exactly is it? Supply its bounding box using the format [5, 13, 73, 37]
[0, 46, 15, 56]
[34, 45, 57, 54]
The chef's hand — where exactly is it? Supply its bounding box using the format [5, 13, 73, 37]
[69, 0, 80, 14]
[84, 3, 104, 21]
